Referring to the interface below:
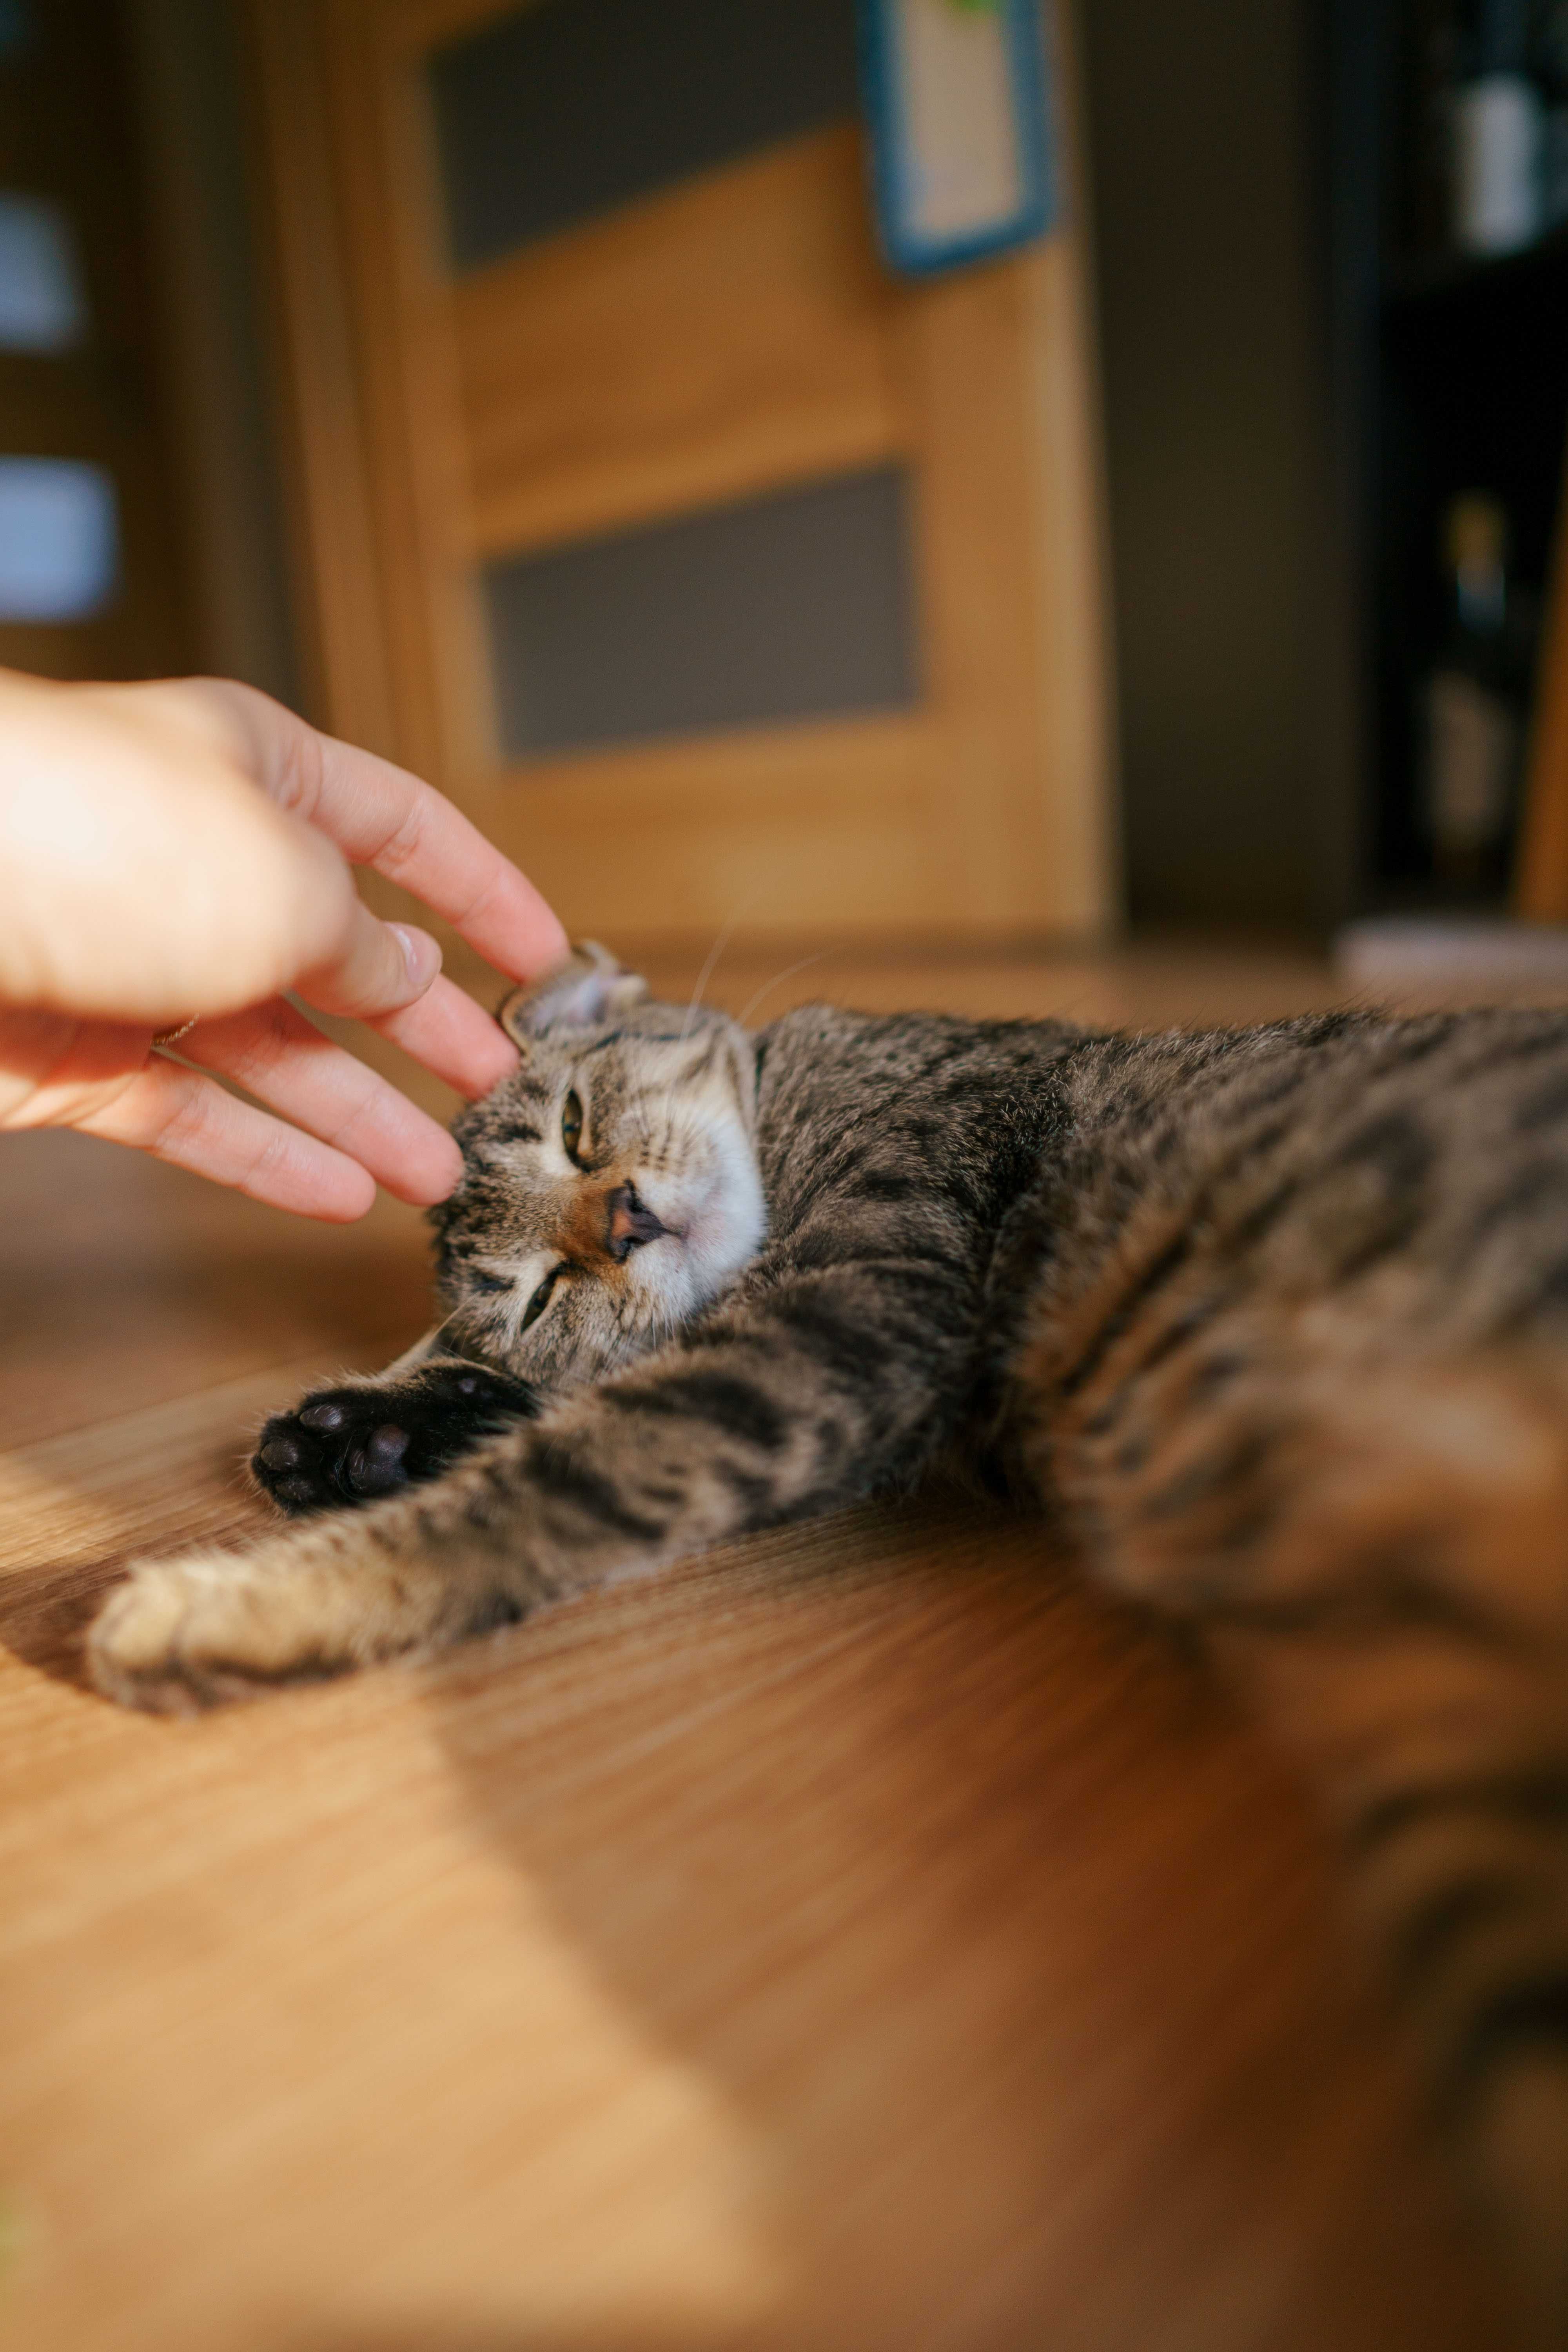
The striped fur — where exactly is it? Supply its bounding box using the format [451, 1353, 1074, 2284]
[90, 957, 1568, 2333]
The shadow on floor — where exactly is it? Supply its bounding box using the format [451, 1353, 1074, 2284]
[0, 1490, 1510, 2348]
[0, 1553, 122, 1686]
[406, 1496, 1505, 2352]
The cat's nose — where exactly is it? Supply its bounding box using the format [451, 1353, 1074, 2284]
[604, 1183, 666, 1262]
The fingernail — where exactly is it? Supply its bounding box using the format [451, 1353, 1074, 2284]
[390, 924, 441, 995]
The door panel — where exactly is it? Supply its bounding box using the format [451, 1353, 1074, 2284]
[260, 0, 1114, 949]
[469, 710, 941, 940]
[483, 464, 918, 757]
[428, 0, 859, 266]
[453, 128, 907, 559]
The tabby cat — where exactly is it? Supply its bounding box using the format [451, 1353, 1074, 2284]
[90, 944, 1568, 2336]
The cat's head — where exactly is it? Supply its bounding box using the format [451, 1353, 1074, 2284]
[432, 943, 766, 1390]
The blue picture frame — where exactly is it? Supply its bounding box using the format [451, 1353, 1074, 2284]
[856, 0, 1058, 277]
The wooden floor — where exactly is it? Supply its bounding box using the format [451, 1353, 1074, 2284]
[0, 942, 1519, 2352]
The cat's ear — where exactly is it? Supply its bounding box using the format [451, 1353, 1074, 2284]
[497, 941, 649, 1044]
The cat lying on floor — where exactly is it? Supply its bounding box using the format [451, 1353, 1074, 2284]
[90, 943, 1568, 2334]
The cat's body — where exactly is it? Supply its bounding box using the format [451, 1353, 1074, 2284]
[89, 950, 1568, 2334]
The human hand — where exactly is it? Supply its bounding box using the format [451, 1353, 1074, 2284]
[0, 671, 568, 1218]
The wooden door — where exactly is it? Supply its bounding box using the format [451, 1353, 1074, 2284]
[254, 0, 1115, 950]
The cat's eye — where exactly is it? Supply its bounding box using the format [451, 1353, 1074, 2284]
[561, 1088, 584, 1165]
[520, 1264, 565, 1332]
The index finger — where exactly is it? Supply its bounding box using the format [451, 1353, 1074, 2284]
[198, 681, 569, 984]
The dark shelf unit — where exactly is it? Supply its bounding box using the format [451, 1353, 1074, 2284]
[1075, 0, 1568, 935]
[1343, 2, 1568, 915]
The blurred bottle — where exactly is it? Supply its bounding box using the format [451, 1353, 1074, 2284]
[1454, 0, 1544, 252]
[1405, 0, 1465, 258]
[1423, 493, 1531, 886]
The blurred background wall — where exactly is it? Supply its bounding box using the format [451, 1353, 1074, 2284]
[123, 0, 299, 708]
[1076, 0, 1332, 934]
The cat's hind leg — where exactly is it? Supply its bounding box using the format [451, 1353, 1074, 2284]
[1021, 1316, 1568, 2336]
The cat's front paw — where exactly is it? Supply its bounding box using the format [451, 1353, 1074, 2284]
[252, 1361, 539, 1517]
[88, 1547, 356, 1714]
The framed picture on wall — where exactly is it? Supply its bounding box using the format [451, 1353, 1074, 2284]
[858, 0, 1057, 275]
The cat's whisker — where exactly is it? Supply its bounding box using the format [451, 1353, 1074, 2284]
[735, 949, 831, 1031]
[657, 909, 744, 1143]
[678, 911, 740, 1049]
[416, 1308, 464, 1360]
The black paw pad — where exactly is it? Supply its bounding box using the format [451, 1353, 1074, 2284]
[299, 1401, 349, 1432]
[252, 1361, 541, 1517]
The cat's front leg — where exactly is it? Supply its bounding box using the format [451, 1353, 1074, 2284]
[91, 1382, 742, 1713]
[252, 1358, 541, 1516]
[93, 1253, 978, 1712]
[92, 1370, 707, 1711]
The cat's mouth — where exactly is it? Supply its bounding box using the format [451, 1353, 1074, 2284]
[606, 1183, 669, 1261]
[622, 1183, 691, 1263]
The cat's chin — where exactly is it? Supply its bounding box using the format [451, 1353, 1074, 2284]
[626, 1235, 730, 1338]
